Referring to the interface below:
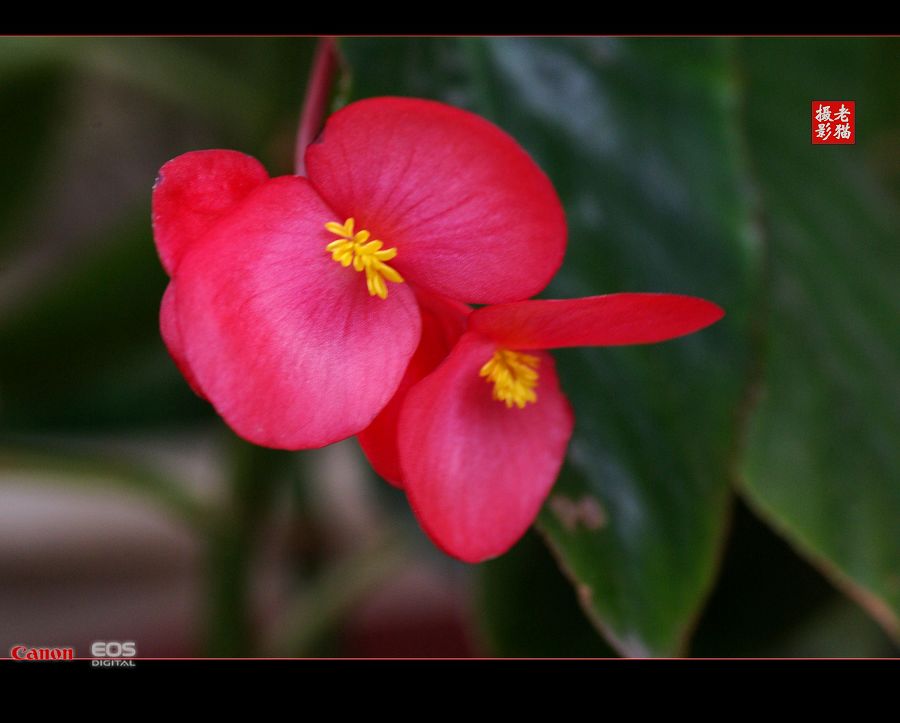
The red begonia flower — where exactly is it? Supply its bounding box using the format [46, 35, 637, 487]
[152, 97, 566, 449]
[393, 294, 725, 563]
[357, 287, 471, 487]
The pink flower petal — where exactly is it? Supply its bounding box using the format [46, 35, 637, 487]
[399, 332, 574, 563]
[159, 281, 205, 399]
[470, 294, 725, 349]
[152, 150, 269, 275]
[358, 288, 470, 487]
[174, 176, 421, 449]
[305, 97, 566, 304]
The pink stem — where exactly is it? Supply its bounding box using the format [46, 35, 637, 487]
[294, 36, 339, 176]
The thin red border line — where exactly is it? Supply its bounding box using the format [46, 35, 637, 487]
[3, 34, 900, 38]
[8, 656, 891, 661]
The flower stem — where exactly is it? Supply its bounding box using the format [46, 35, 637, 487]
[205, 436, 291, 657]
[294, 36, 339, 176]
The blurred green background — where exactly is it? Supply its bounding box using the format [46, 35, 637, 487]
[0, 37, 897, 658]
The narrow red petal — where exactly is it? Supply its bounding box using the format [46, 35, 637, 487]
[174, 176, 421, 449]
[399, 332, 574, 563]
[152, 150, 269, 275]
[469, 294, 725, 349]
[358, 288, 471, 487]
[159, 281, 205, 399]
[305, 97, 566, 304]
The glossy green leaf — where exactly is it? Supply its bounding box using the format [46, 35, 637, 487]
[343, 38, 758, 655]
[739, 38, 900, 642]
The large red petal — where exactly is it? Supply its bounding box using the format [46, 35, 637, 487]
[469, 294, 725, 349]
[305, 97, 566, 304]
[159, 281, 205, 399]
[357, 288, 471, 487]
[152, 150, 269, 275]
[174, 176, 422, 449]
[398, 332, 574, 563]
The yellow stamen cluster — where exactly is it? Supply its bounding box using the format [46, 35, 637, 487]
[325, 218, 404, 299]
[479, 349, 541, 409]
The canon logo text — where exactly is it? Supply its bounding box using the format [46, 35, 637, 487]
[10, 645, 75, 661]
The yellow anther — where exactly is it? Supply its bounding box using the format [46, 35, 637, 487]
[479, 349, 541, 409]
[324, 217, 404, 299]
